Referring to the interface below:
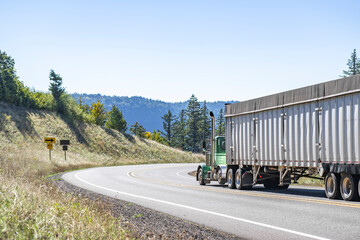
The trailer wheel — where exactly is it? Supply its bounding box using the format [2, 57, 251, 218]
[227, 169, 235, 189]
[263, 180, 277, 189]
[198, 168, 205, 185]
[324, 173, 340, 199]
[340, 173, 358, 201]
[277, 184, 290, 189]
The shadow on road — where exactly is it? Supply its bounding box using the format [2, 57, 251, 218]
[206, 184, 327, 199]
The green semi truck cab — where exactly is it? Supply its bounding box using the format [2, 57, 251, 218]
[197, 112, 227, 185]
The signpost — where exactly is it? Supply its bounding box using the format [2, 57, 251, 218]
[44, 137, 55, 161]
[60, 140, 70, 161]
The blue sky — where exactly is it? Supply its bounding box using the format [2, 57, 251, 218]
[1, 0, 359, 102]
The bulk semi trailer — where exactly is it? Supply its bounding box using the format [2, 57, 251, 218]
[197, 75, 360, 201]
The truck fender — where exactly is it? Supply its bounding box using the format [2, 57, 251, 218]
[196, 163, 208, 181]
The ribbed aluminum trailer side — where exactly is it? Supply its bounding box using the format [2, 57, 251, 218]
[225, 75, 360, 201]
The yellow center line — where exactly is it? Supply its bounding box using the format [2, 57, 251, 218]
[128, 166, 360, 209]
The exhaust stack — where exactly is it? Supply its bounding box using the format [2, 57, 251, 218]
[210, 111, 215, 170]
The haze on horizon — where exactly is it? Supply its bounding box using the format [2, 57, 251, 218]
[1, 0, 359, 103]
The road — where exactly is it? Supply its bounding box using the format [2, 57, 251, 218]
[62, 163, 360, 240]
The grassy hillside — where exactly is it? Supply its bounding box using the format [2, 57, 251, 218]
[0, 102, 203, 239]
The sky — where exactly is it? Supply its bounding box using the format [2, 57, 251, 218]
[1, 0, 359, 102]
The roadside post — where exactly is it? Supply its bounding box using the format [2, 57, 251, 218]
[44, 137, 55, 161]
[60, 140, 70, 161]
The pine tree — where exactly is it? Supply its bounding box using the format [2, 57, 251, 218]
[161, 109, 175, 146]
[186, 94, 202, 152]
[341, 49, 360, 77]
[172, 109, 187, 150]
[91, 100, 107, 126]
[216, 108, 225, 136]
[130, 122, 146, 137]
[199, 101, 211, 143]
[49, 69, 65, 112]
[106, 105, 127, 132]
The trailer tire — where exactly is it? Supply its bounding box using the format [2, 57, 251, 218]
[264, 180, 278, 189]
[227, 169, 235, 189]
[198, 168, 205, 185]
[324, 173, 340, 199]
[340, 173, 358, 201]
[277, 184, 290, 189]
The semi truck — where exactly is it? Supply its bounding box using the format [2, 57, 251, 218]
[197, 74, 360, 201]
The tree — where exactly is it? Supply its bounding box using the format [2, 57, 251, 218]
[216, 108, 225, 136]
[49, 69, 65, 112]
[106, 105, 127, 132]
[161, 109, 175, 146]
[186, 94, 202, 152]
[91, 100, 107, 125]
[341, 49, 360, 77]
[130, 122, 146, 137]
[172, 109, 187, 150]
[199, 101, 211, 143]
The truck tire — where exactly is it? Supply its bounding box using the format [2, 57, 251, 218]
[198, 168, 205, 185]
[227, 169, 235, 189]
[340, 173, 358, 201]
[235, 169, 243, 190]
[324, 173, 340, 199]
[217, 169, 225, 185]
[263, 179, 278, 189]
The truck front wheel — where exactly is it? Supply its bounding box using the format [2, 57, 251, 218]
[324, 173, 340, 199]
[198, 168, 205, 185]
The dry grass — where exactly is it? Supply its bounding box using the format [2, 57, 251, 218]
[0, 102, 204, 239]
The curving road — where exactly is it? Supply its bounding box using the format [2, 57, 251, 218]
[62, 163, 360, 240]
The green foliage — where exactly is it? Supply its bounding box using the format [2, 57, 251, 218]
[161, 109, 175, 146]
[0, 50, 38, 108]
[91, 100, 107, 126]
[130, 122, 146, 137]
[144, 130, 165, 144]
[172, 109, 187, 150]
[49, 69, 65, 113]
[106, 105, 127, 132]
[199, 101, 211, 143]
[185, 94, 202, 152]
[216, 108, 225, 136]
[341, 49, 360, 77]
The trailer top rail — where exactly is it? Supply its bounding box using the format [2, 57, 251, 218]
[225, 74, 360, 117]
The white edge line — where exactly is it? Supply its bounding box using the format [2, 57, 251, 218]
[72, 171, 329, 240]
[176, 170, 194, 179]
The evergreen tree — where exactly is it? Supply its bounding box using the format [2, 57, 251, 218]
[186, 94, 202, 152]
[130, 122, 146, 137]
[216, 108, 225, 136]
[198, 101, 211, 143]
[91, 100, 107, 125]
[161, 109, 175, 146]
[106, 105, 127, 132]
[341, 49, 360, 77]
[172, 109, 187, 150]
[49, 69, 65, 112]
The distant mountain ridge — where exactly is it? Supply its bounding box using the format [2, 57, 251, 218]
[71, 93, 236, 132]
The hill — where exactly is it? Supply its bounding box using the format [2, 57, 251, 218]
[71, 93, 235, 132]
[0, 101, 203, 239]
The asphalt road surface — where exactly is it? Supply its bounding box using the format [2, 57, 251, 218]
[62, 163, 360, 240]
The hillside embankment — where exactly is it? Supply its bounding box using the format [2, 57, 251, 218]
[0, 102, 204, 239]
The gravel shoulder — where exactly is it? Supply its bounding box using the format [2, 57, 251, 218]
[50, 174, 243, 240]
